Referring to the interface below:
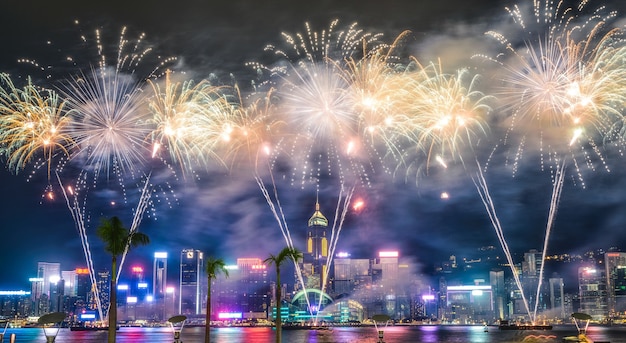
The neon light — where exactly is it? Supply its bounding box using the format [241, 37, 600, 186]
[138, 282, 148, 289]
[132, 266, 143, 273]
[422, 294, 435, 301]
[447, 285, 491, 291]
[607, 253, 621, 257]
[127, 296, 138, 304]
[252, 265, 266, 270]
[472, 290, 484, 296]
[117, 284, 129, 291]
[75, 268, 89, 275]
[2, 290, 29, 296]
[379, 251, 399, 258]
[79, 313, 96, 320]
[218, 312, 243, 319]
[154, 252, 168, 258]
[337, 252, 349, 258]
[29, 278, 44, 282]
[166, 287, 175, 294]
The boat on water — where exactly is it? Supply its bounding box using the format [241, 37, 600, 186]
[498, 320, 553, 330]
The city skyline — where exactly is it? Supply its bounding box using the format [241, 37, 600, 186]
[2, 0, 626, 296]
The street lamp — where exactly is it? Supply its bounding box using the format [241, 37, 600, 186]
[167, 315, 187, 343]
[37, 312, 66, 343]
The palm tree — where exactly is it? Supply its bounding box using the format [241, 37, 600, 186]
[264, 247, 302, 343]
[96, 216, 149, 343]
[204, 256, 229, 343]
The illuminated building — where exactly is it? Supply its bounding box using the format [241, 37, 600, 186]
[62, 270, 77, 297]
[180, 249, 204, 315]
[237, 258, 269, 317]
[548, 277, 565, 320]
[445, 284, 494, 324]
[153, 252, 168, 320]
[490, 270, 506, 320]
[301, 200, 329, 290]
[75, 268, 91, 302]
[37, 262, 60, 298]
[96, 270, 110, 317]
[377, 251, 399, 286]
[605, 252, 626, 316]
[153, 252, 168, 300]
[131, 266, 148, 302]
[578, 266, 608, 320]
[0, 290, 32, 317]
[29, 277, 46, 316]
[522, 249, 547, 313]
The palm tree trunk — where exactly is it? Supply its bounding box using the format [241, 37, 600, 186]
[275, 268, 281, 343]
[204, 277, 211, 343]
[108, 256, 118, 343]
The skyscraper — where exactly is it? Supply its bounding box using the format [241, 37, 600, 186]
[302, 200, 329, 290]
[578, 266, 608, 320]
[549, 277, 565, 319]
[180, 249, 204, 315]
[605, 252, 626, 316]
[237, 258, 269, 315]
[153, 252, 168, 300]
[37, 262, 61, 297]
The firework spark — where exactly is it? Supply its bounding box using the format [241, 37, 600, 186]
[0, 74, 74, 179]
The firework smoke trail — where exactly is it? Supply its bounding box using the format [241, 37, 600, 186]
[534, 160, 566, 321]
[253, 171, 311, 313]
[6, 25, 179, 320]
[55, 171, 105, 321]
[116, 173, 154, 283]
[470, 161, 532, 319]
[484, 0, 626, 323]
[315, 183, 355, 323]
[245, 20, 391, 320]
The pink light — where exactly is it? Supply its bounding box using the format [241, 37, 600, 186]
[218, 312, 242, 319]
[422, 294, 435, 301]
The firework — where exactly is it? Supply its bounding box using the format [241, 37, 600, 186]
[0, 74, 74, 178]
[481, 0, 626, 324]
[392, 60, 492, 179]
[147, 71, 240, 174]
[62, 68, 151, 176]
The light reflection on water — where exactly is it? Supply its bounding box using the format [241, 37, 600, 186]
[2, 325, 626, 343]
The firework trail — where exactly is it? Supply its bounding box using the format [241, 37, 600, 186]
[3, 25, 179, 321]
[245, 20, 390, 322]
[482, 0, 626, 323]
[55, 171, 105, 321]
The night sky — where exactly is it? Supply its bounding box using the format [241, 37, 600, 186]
[2, 0, 626, 290]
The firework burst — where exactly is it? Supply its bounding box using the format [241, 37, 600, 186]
[391, 60, 492, 180]
[0, 74, 74, 178]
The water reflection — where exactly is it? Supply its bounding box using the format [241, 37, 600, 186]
[2, 325, 626, 343]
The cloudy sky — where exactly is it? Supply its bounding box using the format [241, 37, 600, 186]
[2, 0, 626, 290]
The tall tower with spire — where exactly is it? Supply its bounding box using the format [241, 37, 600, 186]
[301, 199, 329, 290]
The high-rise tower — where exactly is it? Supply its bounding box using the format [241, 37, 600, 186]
[153, 252, 168, 300]
[302, 200, 329, 290]
[180, 249, 204, 315]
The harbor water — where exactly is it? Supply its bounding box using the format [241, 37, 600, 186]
[2, 325, 626, 343]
